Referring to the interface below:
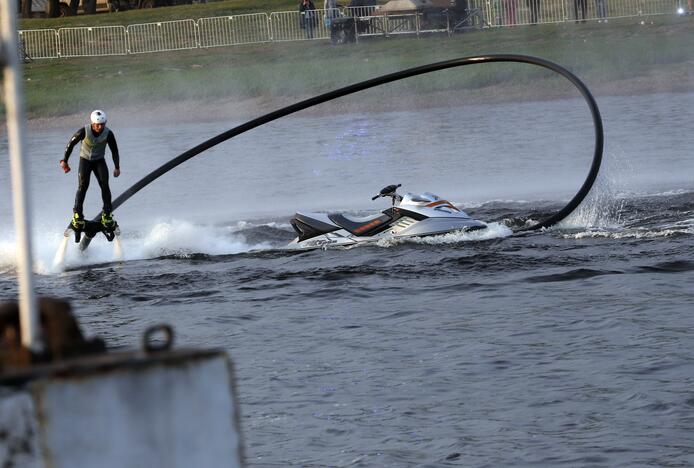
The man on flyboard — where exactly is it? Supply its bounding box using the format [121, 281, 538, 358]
[60, 109, 120, 233]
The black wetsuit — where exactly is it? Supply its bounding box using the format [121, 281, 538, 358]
[63, 127, 120, 216]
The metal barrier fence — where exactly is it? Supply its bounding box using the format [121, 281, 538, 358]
[58, 25, 127, 57]
[127, 19, 197, 54]
[474, 0, 564, 26]
[357, 14, 420, 37]
[269, 10, 331, 41]
[198, 13, 270, 48]
[343, 6, 380, 17]
[417, 11, 452, 33]
[18, 29, 59, 59]
[18, 0, 683, 60]
[472, 0, 678, 26]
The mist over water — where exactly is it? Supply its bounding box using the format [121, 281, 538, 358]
[2, 92, 694, 466]
[3, 91, 693, 228]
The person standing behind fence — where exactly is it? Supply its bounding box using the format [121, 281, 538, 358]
[525, 0, 540, 24]
[300, 0, 317, 39]
[502, 0, 517, 25]
[324, 0, 338, 15]
[574, 0, 587, 22]
[595, 0, 607, 22]
[324, 0, 339, 28]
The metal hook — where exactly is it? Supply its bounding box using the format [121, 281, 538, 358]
[142, 324, 174, 353]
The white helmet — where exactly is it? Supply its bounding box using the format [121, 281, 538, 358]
[90, 109, 107, 124]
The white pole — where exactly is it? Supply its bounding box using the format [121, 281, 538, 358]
[1, 0, 42, 352]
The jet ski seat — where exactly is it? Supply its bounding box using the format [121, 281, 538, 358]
[291, 213, 340, 241]
[328, 213, 393, 236]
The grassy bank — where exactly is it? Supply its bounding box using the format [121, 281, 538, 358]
[18, 0, 392, 29]
[17, 14, 694, 121]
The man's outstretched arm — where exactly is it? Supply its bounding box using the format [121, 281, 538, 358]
[60, 127, 85, 172]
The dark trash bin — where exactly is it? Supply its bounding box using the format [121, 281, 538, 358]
[331, 17, 356, 44]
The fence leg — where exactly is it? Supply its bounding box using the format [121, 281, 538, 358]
[265, 15, 271, 42]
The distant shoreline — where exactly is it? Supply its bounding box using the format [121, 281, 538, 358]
[24, 71, 694, 131]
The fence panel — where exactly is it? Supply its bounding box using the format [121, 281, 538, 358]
[343, 6, 380, 17]
[269, 10, 330, 42]
[537, 0, 570, 24]
[58, 26, 127, 57]
[472, 0, 564, 26]
[385, 14, 420, 35]
[127, 20, 198, 54]
[18, 29, 59, 59]
[353, 15, 384, 38]
[355, 14, 420, 38]
[197, 13, 270, 48]
[417, 12, 450, 33]
[472, 0, 675, 27]
[607, 0, 674, 18]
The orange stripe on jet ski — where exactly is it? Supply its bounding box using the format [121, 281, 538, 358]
[354, 219, 382, 234]
[426, 200, 448, 207]
[426, 200, 460, 211]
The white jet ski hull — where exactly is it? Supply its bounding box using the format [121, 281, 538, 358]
[289, 187, 487, 249]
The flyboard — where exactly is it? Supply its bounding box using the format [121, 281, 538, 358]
[64, 217, 120, 250]
[53, 216, 123, 269]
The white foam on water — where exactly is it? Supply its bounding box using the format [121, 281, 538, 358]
[0, 226, 60, 275]
[375, 222, 513, 248]
[228, 220, 292, 231]
[553, 152, 694, 239]
[561, 226, 694, 240]
[645, 188, 692, 197]
[134, 220, 273, 258]
[0, 219, 275, 275]
[560, 212, 694, 240]
[557, 151, 633, 231]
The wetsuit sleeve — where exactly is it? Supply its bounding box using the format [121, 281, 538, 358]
[63, 127, 85, 163]
[107, 131, 120, 169]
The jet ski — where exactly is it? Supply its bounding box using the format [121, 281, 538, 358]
[289, 184, 487, 248]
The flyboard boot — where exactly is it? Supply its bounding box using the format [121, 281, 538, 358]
[100, 211, 120, 242]
[65, 212, 87, 243]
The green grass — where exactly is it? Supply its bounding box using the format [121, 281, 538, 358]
[19, 0, 378, 28]
[16, 14, 694, 119]
[20, 0, 293, 28]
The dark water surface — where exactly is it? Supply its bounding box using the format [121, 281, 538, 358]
[2, 93, 694, 466]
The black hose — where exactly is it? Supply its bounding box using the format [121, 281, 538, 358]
[100, 54, 603, 232]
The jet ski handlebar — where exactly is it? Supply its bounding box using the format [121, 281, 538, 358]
[371, 184, 402, 201]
